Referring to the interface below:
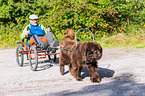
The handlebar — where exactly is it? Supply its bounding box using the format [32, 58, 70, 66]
[75, 28, 94, 46]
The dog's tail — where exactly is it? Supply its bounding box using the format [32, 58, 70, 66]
[65, 28, 75, 40]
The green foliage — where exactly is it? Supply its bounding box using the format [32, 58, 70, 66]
[96, 27, 145, 48]
[0, 0, 144, 49]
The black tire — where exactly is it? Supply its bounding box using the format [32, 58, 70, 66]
[16, 45, 24, 67]
[29, 46, 38, 71]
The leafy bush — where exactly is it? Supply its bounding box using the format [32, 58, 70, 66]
[0, 0, 144, 49]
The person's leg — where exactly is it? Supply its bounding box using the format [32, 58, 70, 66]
[45, 32, 59, 47]
[30, 37, 36, 45]
[39, 37, 48, 43]
[31, 35, 48, 49]
[45, 32, 54, 45]
[33, 35, 44, 44]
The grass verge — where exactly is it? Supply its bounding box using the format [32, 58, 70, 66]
[96, 28, 145, 48]
[0, 28, 145, 49]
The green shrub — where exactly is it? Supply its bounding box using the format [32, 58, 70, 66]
[0, 0, 144, 49]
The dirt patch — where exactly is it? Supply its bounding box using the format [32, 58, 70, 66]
[0, 48, 145, 96]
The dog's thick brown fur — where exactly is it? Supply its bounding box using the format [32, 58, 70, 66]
[59, 28, 103, 83]
[59, 28, 77, 75]
[61, 28, 75, 45]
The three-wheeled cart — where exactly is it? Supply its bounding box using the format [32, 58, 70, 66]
[16, 27, 60, 71]
[16, 28, 94, 71]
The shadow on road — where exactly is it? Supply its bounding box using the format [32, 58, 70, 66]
[81, 66, 115, 81]
[19, 57, 60, 71]
[36, 57, 59, 71]
[42, 73, 145, 96]
[61, 64, 115, 81]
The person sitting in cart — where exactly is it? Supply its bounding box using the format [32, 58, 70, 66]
[20, 14, 59, 49]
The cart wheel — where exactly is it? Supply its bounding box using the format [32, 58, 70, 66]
[16, 45, 24, 67]
[48, 50, 56, 63]
[29, 46, 38, 71]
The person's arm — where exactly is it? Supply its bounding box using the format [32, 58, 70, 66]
[20, 25, 30, 40]
[39, 24, 48, 34]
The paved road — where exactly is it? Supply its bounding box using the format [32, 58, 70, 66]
[0, 48, 145, 96]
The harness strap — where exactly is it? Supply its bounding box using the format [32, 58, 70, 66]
[27, 27, 39, 45]
[59, 48, 73, 52]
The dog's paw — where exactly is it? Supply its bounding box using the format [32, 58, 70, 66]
[69, 72, 74, 76]
[91, 78, 100, 83]
[60, 70, 64, 75]
[60, 72, 64, 75]
[60, 66, 64, 75]
[76, 77, 83, 81]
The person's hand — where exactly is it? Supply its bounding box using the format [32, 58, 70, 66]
[25, 31, 30, 35]
[46, 27, 51, 32]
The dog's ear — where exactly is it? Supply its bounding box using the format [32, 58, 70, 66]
[89, 41, 102, 59]
[97, 49, 102, 59]
[96, 43, 103, 59]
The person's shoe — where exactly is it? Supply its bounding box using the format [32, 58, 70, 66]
[50, 40, 59, 47]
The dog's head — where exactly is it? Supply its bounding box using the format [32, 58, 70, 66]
[82, 41, 102, 63]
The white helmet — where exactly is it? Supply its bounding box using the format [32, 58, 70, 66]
[29, 14, 39, 19]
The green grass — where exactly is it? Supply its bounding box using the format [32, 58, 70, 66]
[1, 28, 145, 49]
[136, 45, 145, 48]
[96, 29, 145, 48]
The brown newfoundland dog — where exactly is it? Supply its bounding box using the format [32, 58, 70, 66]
[59, 29, 103, 83]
